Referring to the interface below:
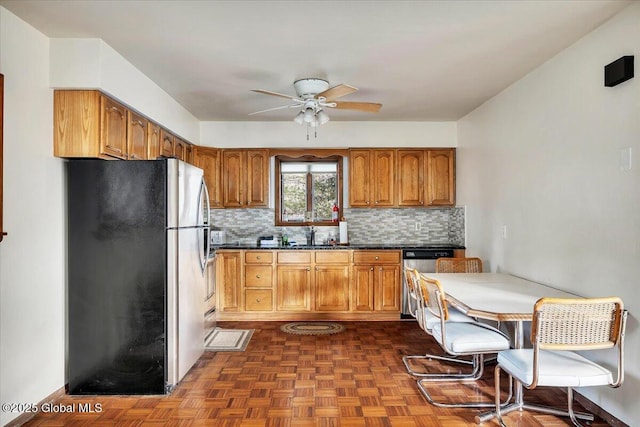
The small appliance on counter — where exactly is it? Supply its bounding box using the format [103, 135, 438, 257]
[209, 229, 226, 245]
[258, 235, 278, 247]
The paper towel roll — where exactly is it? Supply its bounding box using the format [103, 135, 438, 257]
[339, 221, 348, 244]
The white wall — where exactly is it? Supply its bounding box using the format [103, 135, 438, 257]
[457, 3, 639, 425]
[50, 38, 200, 144]
[200, 121, 457, 148]
[0, 8, 66, 426]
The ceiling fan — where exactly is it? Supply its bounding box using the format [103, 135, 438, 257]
[249, 78, 382, 127]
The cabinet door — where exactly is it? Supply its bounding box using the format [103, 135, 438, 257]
[315, 265, 350, 311]
[219, 252, 242, 312]
[349, 149, 371, 207]
[174, 137, 186, 160]
[376, 265, 401, 312]
[147, 122, 160, 160]
[160, 129, 175, 158]
[397, 149, 424, 206]
[352, 266, 375, 311]
[426, 149, 455, 206]
[222, 150, 244, 207]
[127, 111, 148, 160]
[371, 150, 395, 206]
[100, 96, 127, 159]
[195, 147, 222, 208]
[276, 265, 311, 311]
[185, 143, 194, 165]
[245, 149, 269, 207]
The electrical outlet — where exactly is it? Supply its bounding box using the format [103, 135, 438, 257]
[415, 222, 421, 231]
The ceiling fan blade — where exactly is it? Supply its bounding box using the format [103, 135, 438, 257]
[248, 104, 300, 115]
[331, 101, 382, 113]
[316, 84, 358, 101]
[251, 89, 301, 101]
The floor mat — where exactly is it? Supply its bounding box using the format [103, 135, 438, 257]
[204, 328, 254, 351]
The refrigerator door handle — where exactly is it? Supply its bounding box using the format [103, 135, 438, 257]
[198, 177, 211, 275]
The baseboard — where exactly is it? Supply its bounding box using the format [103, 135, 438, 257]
[3, 386, 66, 427]
[574, 390, 630, 427]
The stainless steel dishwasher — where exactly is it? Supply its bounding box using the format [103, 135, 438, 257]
[401, 249, 455, 319]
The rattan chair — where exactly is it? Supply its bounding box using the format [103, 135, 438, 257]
[493, 297, 627, 427]
[436, 257, 483, 273]
[403, 269, 476, 378]
[415, 276, 512, 408]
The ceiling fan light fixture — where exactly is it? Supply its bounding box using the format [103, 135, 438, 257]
[303, 107, 315, 123]
[316, 109, 330, 124]
[293, 111, 305, 124]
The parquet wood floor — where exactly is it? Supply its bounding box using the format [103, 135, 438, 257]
[22, 321, 612, 427]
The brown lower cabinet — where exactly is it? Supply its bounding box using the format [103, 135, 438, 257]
[216, 249, 401, 321]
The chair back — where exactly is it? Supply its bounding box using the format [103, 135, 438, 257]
[436, 257, 482, 273]
[531, 297, 627, 388]
[404, 268, 421, 318]
[532, 297, 625, 351]
[419, 276, 449, 322]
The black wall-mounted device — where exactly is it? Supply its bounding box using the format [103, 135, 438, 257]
[604, 55, 634, 87]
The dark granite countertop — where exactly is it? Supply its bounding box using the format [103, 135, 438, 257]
[213, 243, 465, 251]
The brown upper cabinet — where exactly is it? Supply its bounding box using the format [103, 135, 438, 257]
[54, 91, 122, 159]
[349, 149, 395, 207]
[174, 136, 187, 161]
[194, 146, 222, 208]
[54, 90, 195, 162]
[127, 111, 148, 160]
[426, 149, 455, 206]
[159, 128, 175, 158]
[350, 148, 455, 208]
[222, 149, 269, 208]
[147, 122, 161, 159]
[397, 149, 425, 206]
[397, 148, 456, 206]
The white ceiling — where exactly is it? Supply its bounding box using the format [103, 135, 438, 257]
[1, 0, 631, 122]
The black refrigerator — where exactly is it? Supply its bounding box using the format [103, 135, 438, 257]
[67, 158, 210, 394]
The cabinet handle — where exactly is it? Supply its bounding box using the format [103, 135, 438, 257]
[256, 275, 261, 279]
[370, 267, 374, 271]
[256, 256, 261, 260]
[375, 256, 379, 260]
[306, 267, 311, 271]
[366, 201, 370, 205]
[247, 201, 251, 205]
[315, 266, 319, 271]
[256, 298, 261, 303]
[375, 201, 379, 204]
[379, 267, 383, 271]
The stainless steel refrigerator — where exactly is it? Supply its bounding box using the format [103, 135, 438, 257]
[67, 158, 210, 394]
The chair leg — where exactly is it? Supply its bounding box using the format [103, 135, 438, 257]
[403, 352, 473, 377]
[493, 366, 595, 427]
[567, 387, 587, 427]
[495, 364, 509, 427]
[416, 355, 513, 408]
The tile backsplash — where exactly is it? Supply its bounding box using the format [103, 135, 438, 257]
[210, 207, 464, 246]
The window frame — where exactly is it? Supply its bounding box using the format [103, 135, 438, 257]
[275, 154, 343, 227]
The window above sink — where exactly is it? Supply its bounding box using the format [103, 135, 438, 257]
[275, 154, 343, 227]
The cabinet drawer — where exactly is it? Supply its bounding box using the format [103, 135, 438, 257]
[315, 251, 351, 264]
[245, 251, 273, 264]
[245, 289, 273, 311]
[353, 251, 401, 264]
[244, 265, 273, 288]
[277, 251, 312, 264]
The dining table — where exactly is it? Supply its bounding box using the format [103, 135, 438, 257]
[419, 272, 587, 424]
